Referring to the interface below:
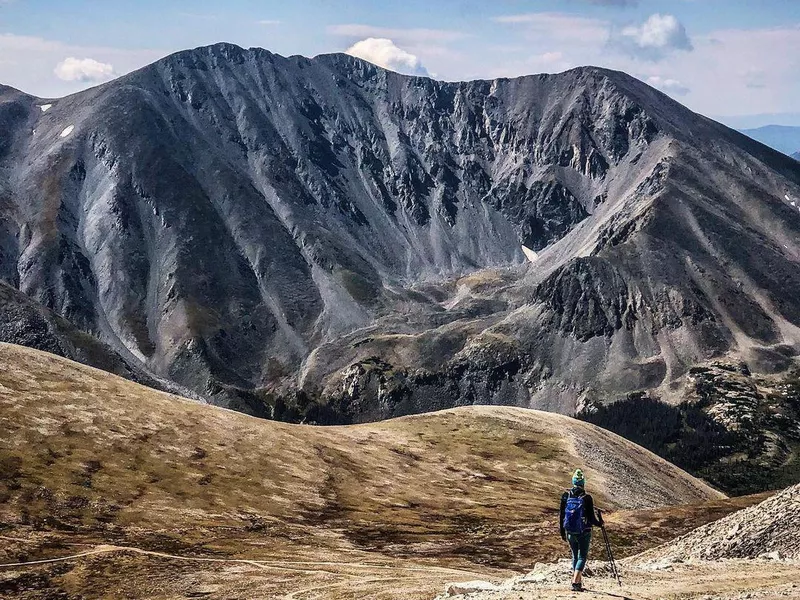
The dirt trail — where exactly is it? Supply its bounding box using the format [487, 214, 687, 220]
[0, 547, 121, 568]
[0, 542, 498, 599]
[0, 543, 486, 577]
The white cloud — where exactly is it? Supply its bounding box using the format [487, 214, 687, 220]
[257, 20, 281, 26]
[646, 75, 690, 96]
[615, 14, 693, 60]
[0, 34, 163, 97]
[330, 24, 464, 80]
[54, 57, 115, 82]
[539, 51, 567, 66]
[345, 38, 429, 77]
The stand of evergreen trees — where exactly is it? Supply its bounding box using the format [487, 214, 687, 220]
[578, 392, 799, 496]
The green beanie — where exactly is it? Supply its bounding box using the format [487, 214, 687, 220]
[572, 469, 585, 487]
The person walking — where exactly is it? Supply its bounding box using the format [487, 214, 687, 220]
[559, 469, 603, 592]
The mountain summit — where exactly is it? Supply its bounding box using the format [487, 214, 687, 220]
[1, 43, 799, 420]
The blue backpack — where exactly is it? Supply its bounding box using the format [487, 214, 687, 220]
[563, 492, 587, 534]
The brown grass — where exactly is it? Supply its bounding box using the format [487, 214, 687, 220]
[0, 343, 756, 599]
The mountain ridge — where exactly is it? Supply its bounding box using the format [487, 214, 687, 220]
[740, 124, 800, 157]
[1, 42, 800, 422]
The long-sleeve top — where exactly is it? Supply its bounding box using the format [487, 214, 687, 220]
[559, 487, 602, 538]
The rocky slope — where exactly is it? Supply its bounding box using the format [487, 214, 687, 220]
[1, 43, 800, 420]
[637, 482, 800, 562]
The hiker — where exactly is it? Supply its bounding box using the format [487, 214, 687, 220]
[559, 468, 603, 592]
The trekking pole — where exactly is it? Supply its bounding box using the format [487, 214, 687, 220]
[597, 510, 622, 587]
[602, 525, 621, 587]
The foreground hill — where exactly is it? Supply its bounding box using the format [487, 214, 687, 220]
[0, 343, 741, 598]
[1, 44, 800, 422]
[0, 342, 719, 538]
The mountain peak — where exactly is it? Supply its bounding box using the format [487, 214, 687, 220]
[152, 42, 273, 71]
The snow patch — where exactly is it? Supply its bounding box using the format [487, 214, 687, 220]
[60, 125, 74, 138]
[521, 245, 539, 263]
[39, 104, 52, 113]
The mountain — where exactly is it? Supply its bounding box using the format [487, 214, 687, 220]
[0, 280, 198, 399]
[740, 124, 800, 156]
[0, 343, 733, 598]
[1, 43, 800, 422]
[793, 151, 800, 160]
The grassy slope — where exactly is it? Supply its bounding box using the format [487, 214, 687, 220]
[0, 343, 754, 599]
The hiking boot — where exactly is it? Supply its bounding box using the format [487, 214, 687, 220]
[571, 582, 583, 592]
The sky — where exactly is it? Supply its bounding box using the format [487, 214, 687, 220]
[1, 0, 799, 127]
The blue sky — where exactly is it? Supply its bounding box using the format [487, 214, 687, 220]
[2, 0, 800, 126]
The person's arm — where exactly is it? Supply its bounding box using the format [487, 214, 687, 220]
[585, 494, 603, 527]
[559, 493, 567, 539]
